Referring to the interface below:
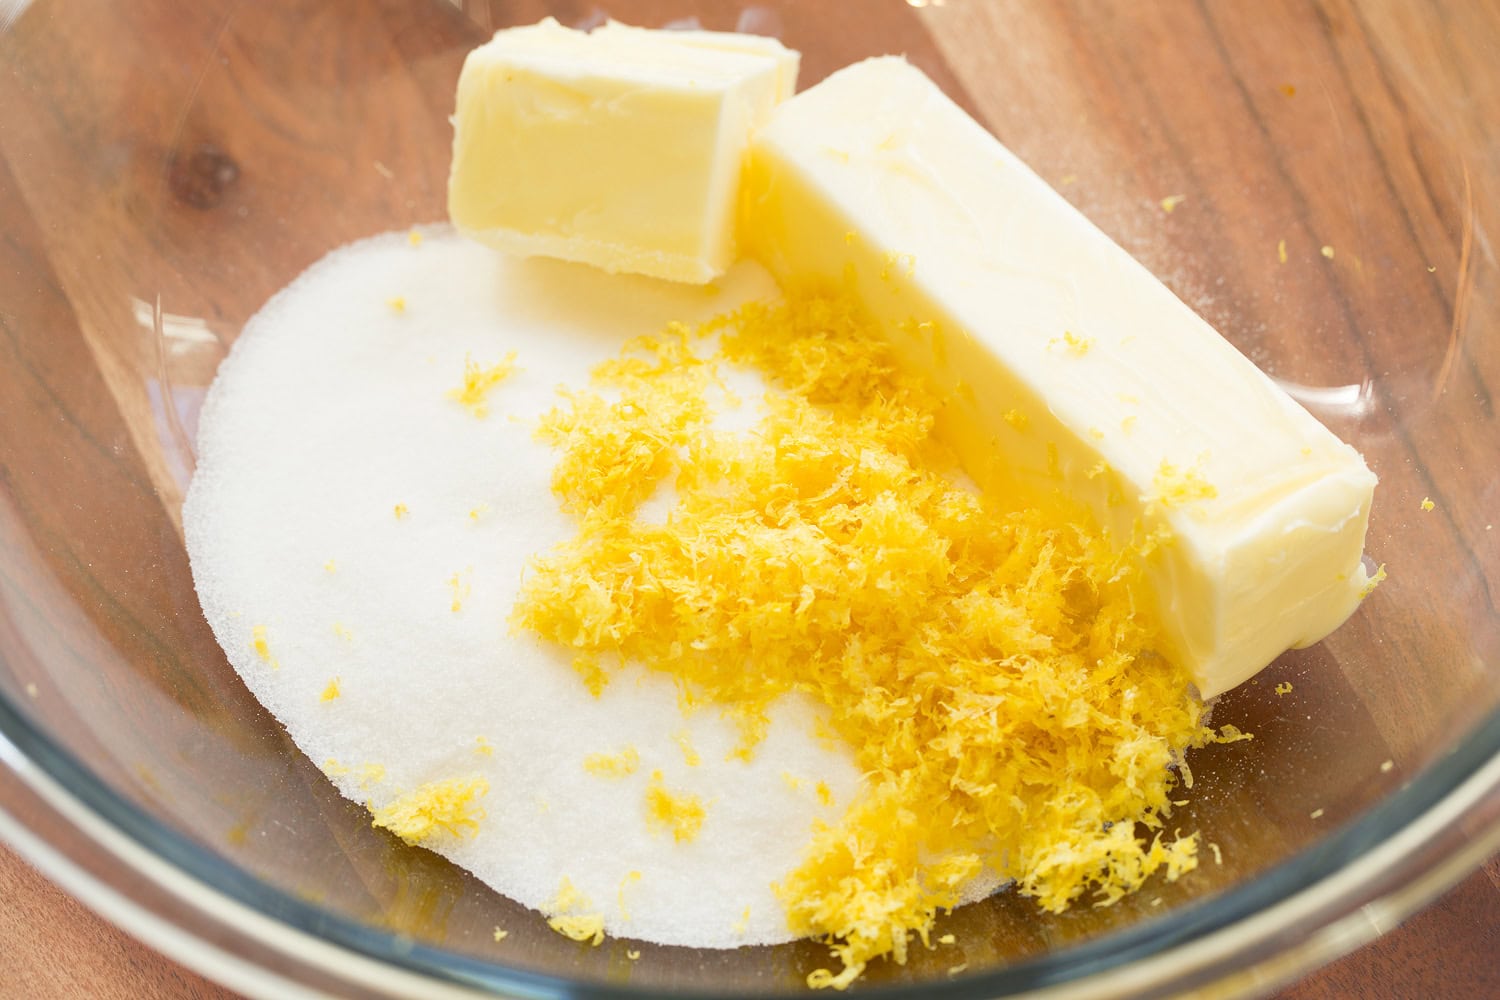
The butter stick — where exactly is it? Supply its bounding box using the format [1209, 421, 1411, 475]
[741, 57, 1377, 698]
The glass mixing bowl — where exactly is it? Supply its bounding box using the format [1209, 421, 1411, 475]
[2, 1, 1497, 996]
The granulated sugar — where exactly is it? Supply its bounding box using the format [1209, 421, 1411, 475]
[183, 228, 861, 948]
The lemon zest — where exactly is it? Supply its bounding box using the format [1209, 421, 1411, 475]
[547, 877, 606, 945]
[1149, 460, 1217, 509]
[1360, 563, 1387, 599]
[645, 770, 706, 844]
[448, 568, 472, 613]
[250, 625, 277, 668]
[515, 293, 1228, 988]
[674, 730, 702, 767]
[618, 870, 642, 920]
[447, 352, 518, 418]
[1049, 329, 1093, 356]
[370, 775, 488, 845]
[583, 746, 640, 778]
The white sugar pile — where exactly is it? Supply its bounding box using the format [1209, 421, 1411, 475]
[183, 228, 862, 948]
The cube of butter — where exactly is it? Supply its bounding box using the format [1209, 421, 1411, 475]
[448, 18, 798, 284]
[590, 20, 799, 103]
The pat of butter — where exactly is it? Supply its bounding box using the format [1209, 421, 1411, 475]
[448, 18, 798, 284]
[590, 21, 799, 103]
[742, 57, 1377, 699]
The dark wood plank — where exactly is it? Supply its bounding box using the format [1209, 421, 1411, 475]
[1279, 859, 1500, 1000]
[0, 841, 236, 1000]
[3, 838, 1490, 1000]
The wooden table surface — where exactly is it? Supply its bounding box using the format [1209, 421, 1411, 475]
[1, 841, 1496, 998]
[2, 0, 1498, 997]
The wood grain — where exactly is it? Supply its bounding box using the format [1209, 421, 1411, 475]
[0, 841, 1493, 999]
[0, 842, 236, 1000]
[0, 0, 1497, 996]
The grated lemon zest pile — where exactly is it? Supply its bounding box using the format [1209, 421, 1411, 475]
[447, 352, 518, 418]
[370, 775, 488, 846]
[320, 677, 341, 702]
[514, 293, 1237, 989]
[645, 770, 706, 843]
[534, 323, 717, 518]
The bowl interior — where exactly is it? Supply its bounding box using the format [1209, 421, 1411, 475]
[1, 0, 1498, 994]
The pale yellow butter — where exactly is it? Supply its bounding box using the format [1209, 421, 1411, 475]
[741, 57, 1377, 698]
[591, 21, 799, 103]
[448, 18, 798, 284]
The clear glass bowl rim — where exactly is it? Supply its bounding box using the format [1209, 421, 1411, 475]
[1, 676, 1497, 999]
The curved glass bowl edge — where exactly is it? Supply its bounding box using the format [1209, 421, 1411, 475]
[0, 683, 1497, 1000]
